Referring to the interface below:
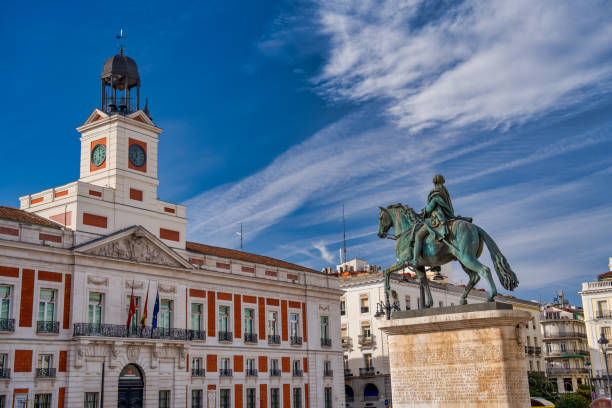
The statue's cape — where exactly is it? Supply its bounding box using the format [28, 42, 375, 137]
[427, 187, 454, 219]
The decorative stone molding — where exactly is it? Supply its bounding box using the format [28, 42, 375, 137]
[87, 276, 109, 286]
[319, 305, 330, 311]
[127, 345, 140, 362]
[158, 284, 176, 294]
[125, 280, 144, 290]
[86, 233, 183, 267]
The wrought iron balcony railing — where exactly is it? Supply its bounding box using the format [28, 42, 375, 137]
[219, 368, 233, 377]
[270, 368, 281, 377]
[293, 369, 303, 377]
[358, 335, 375, 347]
[73, 323, 204, 341]
[192, 368, 205, 377]
[244, 333, 258, 344]
[290, 336, 303, 346]
[218, 331, 233, 342]
[268, 335, 281, 345]
[321, 338, 332, 347]
[0, 319, 14, 332]
[0, 368, 10, 379]
[526, 346, 534, 354]
[342, 337, 352, 348]
[37, 321, 59, 334]
[359, 367, 376, 377]
[546, 348, 588, 357]
[535, 346, 542, 355]
[543, 331, 587, 339]
[246, 368, 258, 377]
[344, 368, 353, 377]
[596, 311, 612, 319]
[36, 368, 56, 378]
[323, 369, 333, 377]
[546, 367, 588, 375]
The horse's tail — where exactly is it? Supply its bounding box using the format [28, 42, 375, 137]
[476, 226, 519, 291]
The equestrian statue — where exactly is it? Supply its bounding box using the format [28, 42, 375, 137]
[377, 174, 518, 318]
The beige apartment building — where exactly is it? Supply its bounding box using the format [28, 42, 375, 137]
[334, 258, 543, 408]
[579, 257, 612, 398]
[540, 292, 589, 393]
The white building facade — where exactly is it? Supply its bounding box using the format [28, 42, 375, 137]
[0, 52, 344, 408]
[335, 258, 543, 408]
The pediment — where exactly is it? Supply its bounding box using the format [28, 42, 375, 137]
[83, 109, 109, 125]
[127, 110, 155, 125]
[75, 226, 192, 269]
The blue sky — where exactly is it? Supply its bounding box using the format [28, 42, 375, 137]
[1, 0, 612, 305]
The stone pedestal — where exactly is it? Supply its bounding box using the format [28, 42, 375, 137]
[380, 302, 531, 408]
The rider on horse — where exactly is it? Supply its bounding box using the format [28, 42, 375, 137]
[410, 174, 455, 266]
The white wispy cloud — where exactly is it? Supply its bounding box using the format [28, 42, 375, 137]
[313, 241, 336, 263]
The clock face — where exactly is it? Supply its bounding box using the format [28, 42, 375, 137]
[91, 143, 106, 167]
[128, 144, 146, 167]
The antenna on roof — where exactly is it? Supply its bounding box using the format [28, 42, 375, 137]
[235, 223, 243, 250]
[116, 29, 125, 55]
[342, 203, 347, 264]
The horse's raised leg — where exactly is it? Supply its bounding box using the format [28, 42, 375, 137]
[415, 266, 433, 308]
[458, 264, 480, 305]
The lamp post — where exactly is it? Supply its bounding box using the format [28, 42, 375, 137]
[586, 359, 595, 401]
[598, 331, 612, 401]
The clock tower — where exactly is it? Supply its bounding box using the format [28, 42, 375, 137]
[20, 52, 187, 249]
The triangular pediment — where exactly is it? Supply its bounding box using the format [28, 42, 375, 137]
[83, 109, 109, 126]
[75, 226, 192, 269]
[127, 110, 155, 125]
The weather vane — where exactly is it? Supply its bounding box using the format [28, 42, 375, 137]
[116, 29, 125, 55]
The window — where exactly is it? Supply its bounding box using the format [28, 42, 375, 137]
[246, 388, 256, 408]
[364, 353, 373, 369]
[191, 303, 203, 331]
[159, 391, 170, 408]
[324, 360, 332, 376]
[39, 289, 56, 322]
[603, 327, 612, 340]
[404, 296, 410, 311]
[160, 300, 173, 331]
[84, 392, 98, 408]
[192, 357, 203, 376]
[293, 359, 301, 372]
[362, 324, 371, 338]
[268, 311, 278, 335]
[219, 306, 230, 332]
[0, 354, 7, 376]
[340, 298, 346, 315]
[0, 286, 11, 320]
[546, 343, 552, 353]
[34, 394, 51, 408]
[271, 358, 279, 372]
[0, 395, 5, 408]
[320, 316, 329, 339]
[246, 358, 256, 371]
[270, 388, 280, 408]
[560, 343, 567, 352]
[220, 358, 231, 370]
[125, 295, 140, 331]
[360, 296, 369, 313]
[324, 388, 332, 408]
[88, 293, 103, 325]
[343, 355, 348, 370]
[220, 389, 231, 408]
[38, 354, 53, 369]
[192, 390, 202, 408]
[292, 388, 302, 408]
[290, 313, 299, 337]
[244, 308, 255, 335]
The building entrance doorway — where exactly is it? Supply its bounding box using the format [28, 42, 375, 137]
[118, 364, 144, 408]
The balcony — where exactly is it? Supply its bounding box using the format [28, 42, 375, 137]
[324, 369, 333, 377]
[344, 368, 353, 377]
[37, 321, 59, 334]
[73, 323, 201, 341]
[0, 318, 14, 332]
[192, 368, 205, 377]
[546, 367, 589, 375]
[218, 331, 233, 342]
[321, 338, 332, 347]
[268, 335, 281, 345]
[358, 335, 375, 347]
[244, 333, 258, 344]
[290, 336, 303, 346]
[535, 346, 542, 355]
[543, 331, 587, 340]
[293, 369, 303, 377]
[526, 346, 534, 355]
[246, 368, 258, 377]
[219, 368, 233, 377]
[342, 337, 352, 348]
[359, 367, 376, 377]
[36, 368, 56, 378]
[361, 307, 369, 314]
[0, 368, 10, 379]
[546, 349, 589, 358]
[596, 311, 612, 319]
[270, 368, 281, 377]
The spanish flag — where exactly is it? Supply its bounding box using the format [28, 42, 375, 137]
[140, 282, 150, 327]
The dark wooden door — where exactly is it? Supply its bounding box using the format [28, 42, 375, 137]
[118, 386, 143, 408]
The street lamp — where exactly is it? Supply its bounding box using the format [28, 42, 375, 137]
[586, 359, 595, 401]
[598, 331, 612, 402]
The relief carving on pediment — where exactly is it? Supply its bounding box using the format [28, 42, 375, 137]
[87, 234, 182, 267]
[158, 284, 176, 294]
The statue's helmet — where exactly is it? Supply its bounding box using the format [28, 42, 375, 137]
[433, 174, 445, 185]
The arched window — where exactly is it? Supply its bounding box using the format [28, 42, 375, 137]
[345, 385, 354, 402]
[363, 383, 379, 401]
[120, 364, 143, 380]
